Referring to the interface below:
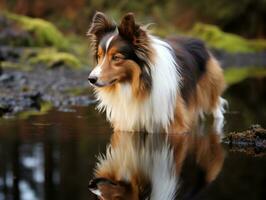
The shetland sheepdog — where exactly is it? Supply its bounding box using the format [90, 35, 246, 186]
[88, 125, 225, 199]
[87, 12, 227, 133]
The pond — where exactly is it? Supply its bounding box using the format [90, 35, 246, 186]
[0, 77, 265, 200]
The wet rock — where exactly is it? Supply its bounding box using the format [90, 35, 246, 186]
[0, 15, 32, 47]
[0, 73, 14, 83]
[0, 103, 11, 117]
[0, 27, 32, 47]
[0, 46, 23, 62]
[0, 67, 93, 117]
[0, 49, 3, 75]
[21, 92, 42, 110]
[223, 125, 266, 150]
[0, 92, 43, 116]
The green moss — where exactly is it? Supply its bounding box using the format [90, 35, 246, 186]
[64, 87, 92, 96]
[224, 67, 266, 85]
[19, 40, 85, 70]
[1, 61, 31, 70]
[1, 47, 83, 70]
[18, 101, 52, 119]
[190, 23, 266, 53]
[66, 34, 92, 67]
[29, 50, 82, 69]
[5, 12, 68, 49]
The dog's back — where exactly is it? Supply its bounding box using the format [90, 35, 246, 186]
[166, 36, 226, 132]
[167, 37, 217, 103]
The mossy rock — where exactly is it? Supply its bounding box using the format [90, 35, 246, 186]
[29, 50, 82, 69]
[3, 12, 68, 49]
[224, 67, 266, 85]
[190, 23, 266, 53]
[18, 101, 52, 119]
[1, 61, 31, 71]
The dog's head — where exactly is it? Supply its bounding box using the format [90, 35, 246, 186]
[87, 12, 152, 90]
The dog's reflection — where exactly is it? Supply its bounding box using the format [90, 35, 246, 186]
[89, 124, 225, 200]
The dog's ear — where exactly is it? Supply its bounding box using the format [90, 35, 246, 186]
[87, 12, 116, 39]
[87, 12, 116, 58]
[118, 13, 151, 64]
[118, 13, 144, 44]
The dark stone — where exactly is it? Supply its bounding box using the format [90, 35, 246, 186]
[0, 73, 14, 83]
[0, 46, 23, 62]
[0, 62, 2, 75]
[50, 60, 65, 68]
[0, 103, 11, 117]
[0, 15, 32, 47]
[223, 125, 266, 155]
[0, 67, 93, 117]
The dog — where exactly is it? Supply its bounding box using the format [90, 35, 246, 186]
[88, 124, 225, 199]
[87, 12, 226, 133]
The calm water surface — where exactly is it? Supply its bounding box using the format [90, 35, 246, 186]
[0, 77, 265, 200]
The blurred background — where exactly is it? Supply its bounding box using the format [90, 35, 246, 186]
[1, 0, 266, 38]
[0, 1, 266, 200]
[1, 0, 266, 70]
[1, 0, 266, 67]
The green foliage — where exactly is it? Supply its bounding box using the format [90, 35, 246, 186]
[224, 67, 266, 85]
[178, 0, 266, 38]
[5, 12, 68, 49]
[1, 61, 30, 70]
[1, 12, 87, 70]
[2, 0, 266, 38]
[190, 23, 266, 53]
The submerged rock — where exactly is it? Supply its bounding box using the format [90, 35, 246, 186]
[223, 125, 266, 155]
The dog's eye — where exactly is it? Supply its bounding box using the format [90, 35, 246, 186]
[112, 55, 123, 62]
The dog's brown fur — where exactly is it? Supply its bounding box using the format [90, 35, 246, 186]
[87, 12, 226, 133]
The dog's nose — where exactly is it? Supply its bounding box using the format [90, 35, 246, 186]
[88, 76, 98, 84]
